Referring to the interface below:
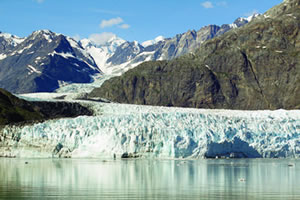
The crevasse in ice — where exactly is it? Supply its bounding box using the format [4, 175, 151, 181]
[1, 95, 300, 159]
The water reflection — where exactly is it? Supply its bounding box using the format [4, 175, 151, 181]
[0, 158, 299, 199]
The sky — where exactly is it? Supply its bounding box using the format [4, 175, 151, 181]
[1, 0, 282, 44]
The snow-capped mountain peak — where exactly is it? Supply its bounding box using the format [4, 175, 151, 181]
[0, 32, 25, 47]
[0, 11, 261, 93]
[81, 35, 125, 49]
[0, 29, 101, 93]
[142, 36, 165, 47]
[31, 29, 59, 38]
[78, 35, 126, 73]
[33, 29, 54, 35]
[235, 13, 261, 24]
[80, 38, 94, 48]
[28, 29, 61, 44]
[245, 13, 260, 22]
[229, 13, 260, 29]
[107, 35, 126, 46]
[0, 32, 21, 40]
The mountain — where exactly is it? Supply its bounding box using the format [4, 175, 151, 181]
[0, 30, 101, 94]
[0, 14, 258, 93]
[0, 32, 24, 54]
[80, 35, 125, 74]
[89, 0, 300, 110]
[85, 15, 259, 75]
[142, 36, 165, 47]
[0, 88, 92, 125]
[0, 88, 42, 124]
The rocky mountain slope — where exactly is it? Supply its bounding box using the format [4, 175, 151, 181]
[0, 32, 24, 54]
[89, 0, 300, 110]
[0, 88, 92, 125]
[98, 15, 257, 75]
[0, 15, 256, 93]
[0, 30, 101, 94]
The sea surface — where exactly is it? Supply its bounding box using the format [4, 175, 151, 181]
[0, 158, 299, 200]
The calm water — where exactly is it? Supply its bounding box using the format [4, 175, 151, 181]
[0, 158, 299, 200]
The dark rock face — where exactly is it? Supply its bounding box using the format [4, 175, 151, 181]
[0, 88, 92, 125]
[0, 30, 100, 94]
[30, 101, 92, 119]
[89, 0, 300, 110]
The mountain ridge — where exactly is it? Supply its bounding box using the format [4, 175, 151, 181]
[97, 14, 258, 75]
[0, 88, 92, 125]
[0, 14, 260, 93]
[89, 0, 300, 110]
[0, 30, 101, 93]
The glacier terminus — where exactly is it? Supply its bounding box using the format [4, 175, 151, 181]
[1, 91, 299, 159]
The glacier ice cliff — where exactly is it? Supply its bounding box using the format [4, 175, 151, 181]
[0, 97, 300, 159]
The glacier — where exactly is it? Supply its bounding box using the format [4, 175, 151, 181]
[1, 93, 300, 159]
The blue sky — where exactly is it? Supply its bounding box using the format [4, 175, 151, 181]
[1, 0, 282, 43]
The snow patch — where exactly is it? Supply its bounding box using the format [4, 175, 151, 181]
[67, 37, 94, 63]
[286, 13, 297, 19]
[0, 54, 7, 60]
[44, 35, 52, 43]
[17, 43, 33, 54]
[49, 51, 75, 59]
[67, 37, 81, 49]
[83, 44, 111, 72]
[58, 80, 71, 88]
[27, 65, 41, 75]
[142, 36, 165, 47]
[0, 32, 25, 46]
[104, 52, 154, 76]
[82, 60, 98, 71]
[205, 65, 211, 70]
[34, 57, 43, 64]
[49, 51, 99, 71]
[229, 23, 238, 29]
[245, 13, 260, 22]
[80, 36, 126, 73]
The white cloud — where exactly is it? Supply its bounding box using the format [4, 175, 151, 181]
[100, 17, 123, 28]
[99, 17, 130, 30]
[201, 1, 214, 9]
[119, 24, 130, 29]
[88, 32, 116, 45]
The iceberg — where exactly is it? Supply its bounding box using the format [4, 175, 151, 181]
[1, 97, 299, 159]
